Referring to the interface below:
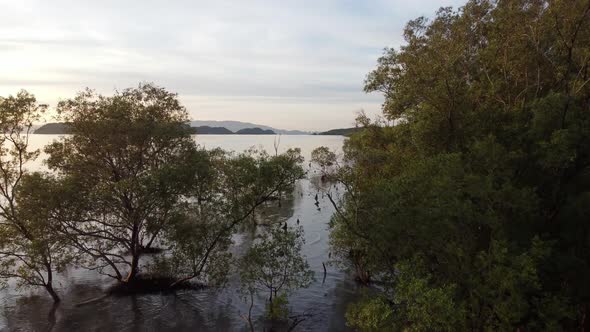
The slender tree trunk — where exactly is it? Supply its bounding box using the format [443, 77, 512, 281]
[351, 251, 371, 284]
[278, 190, 282, 208]
[145, 234, 157, 250]
[45, 283, 60, 303]
[355, 265, 371, 284]
[125, 222, 140, 283]
[169, 273, 196, 288]
[45, 261, 60, 303]
[269, 289, 274, 318]
[247, 292, 255, 332]
[145, 218, 168, 249]
[125, 252, 140, 283]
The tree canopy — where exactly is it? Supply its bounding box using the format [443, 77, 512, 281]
[314, 0, 590, 330]
[0, 92, 70, 302]
[0, 84, 306, 308]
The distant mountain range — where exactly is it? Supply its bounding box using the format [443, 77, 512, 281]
[189, 120, 308, 135]
[34, 122, 277, 135]
[33, 121, 355, 136]
[189, 126, 275, 135]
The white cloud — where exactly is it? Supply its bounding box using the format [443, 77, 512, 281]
[0, 0, 466, 130]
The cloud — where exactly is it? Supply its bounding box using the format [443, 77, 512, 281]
[0, 0, 466, 130]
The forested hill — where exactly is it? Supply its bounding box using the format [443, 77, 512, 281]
[189, 126, 234, 134]
[235, 128, 276, 135]
[316, 127, 361, 136]
[34, 123, 71, 134]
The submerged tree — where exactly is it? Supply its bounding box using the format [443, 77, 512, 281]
[0, 91, 70, 302]
[239, 224, 314, 330]
[43, 83, 306, 289]
[318, 0, 590, 330]
[44, 83, 199, 283]
[154, 147, 306, 287]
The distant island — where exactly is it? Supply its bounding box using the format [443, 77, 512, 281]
[190, 126, 234, 135]
[316, 127, 362, 136]
[190, 120, 307, 135]
[34, 123, 71, 134]
[236, 128, 275, 135]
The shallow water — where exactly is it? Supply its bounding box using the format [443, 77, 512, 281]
[0, 135, 362, 332]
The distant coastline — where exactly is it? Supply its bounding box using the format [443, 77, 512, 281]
[34, 122, 278, 135]
[314, 127, 362, 136]
[34, 122, 356, 136]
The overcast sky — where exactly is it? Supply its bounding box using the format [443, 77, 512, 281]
[1, 0, 466, 131]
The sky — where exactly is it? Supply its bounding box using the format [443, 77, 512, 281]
[0, 0, 466, 131]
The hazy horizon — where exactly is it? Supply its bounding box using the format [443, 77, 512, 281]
[1, 0, 466, 131]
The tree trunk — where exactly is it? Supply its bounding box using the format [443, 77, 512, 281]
[354, 261, 371, 284]
[170, 273, 196, 288]
[45, 283, 61, 303]
[351, 251, 371, 284]
[247, 292, 255, 332]
[269, 290, 274, 318]
[45, 261, 60, 303]
[125, 222, 141, 283]
[125, 252, 140, 283]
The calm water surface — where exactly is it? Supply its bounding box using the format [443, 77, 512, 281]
[0, 135, 362, 332]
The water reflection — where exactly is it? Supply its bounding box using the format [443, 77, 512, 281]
[0, 135, 358, 331]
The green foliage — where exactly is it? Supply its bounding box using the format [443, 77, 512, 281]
[317, 0, 590, 330]
[0, 91, 66, 301]
[348, 261, 463, 332]
[266, 293, 289, 321]
[346, 296, 394, 332]
[38, 83, 305, 287]
[153, 147, 305, 286]
[239, 224, 314, 323]
[0, 84, 306, 304]
[42, 83, 198, 283]
[311, 146, 336, 170]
